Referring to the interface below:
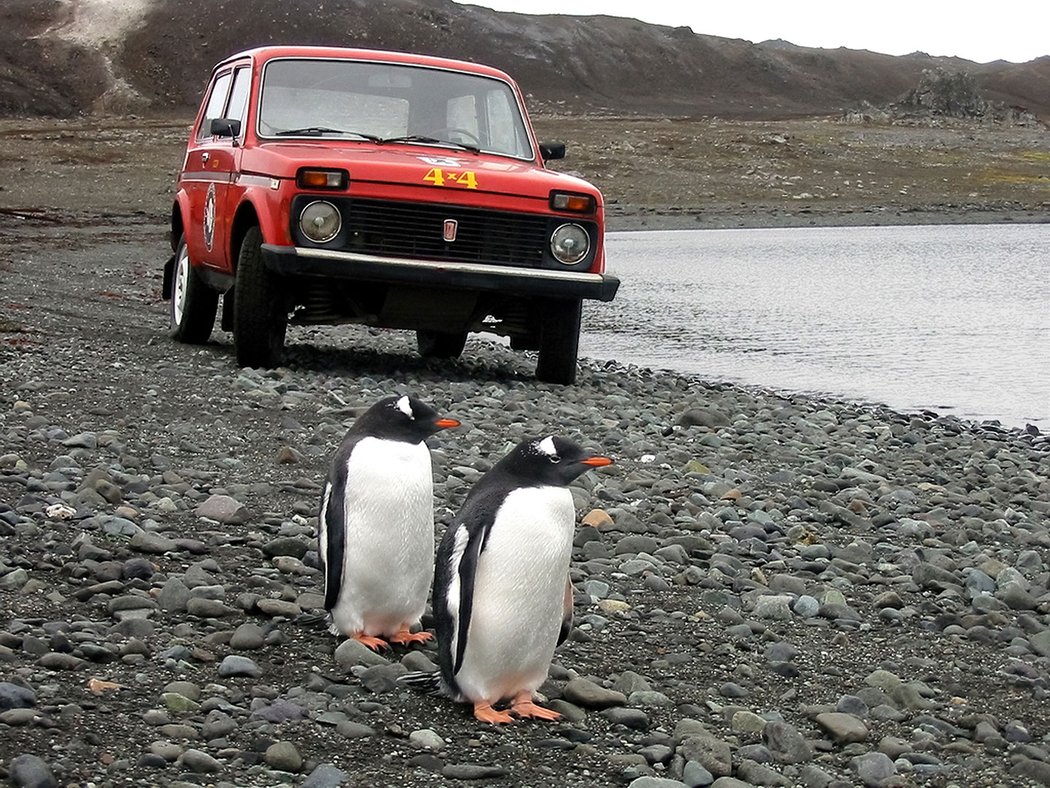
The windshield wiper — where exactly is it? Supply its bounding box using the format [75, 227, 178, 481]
[274, 127, 381, 141]
[380, 134, 480, 154]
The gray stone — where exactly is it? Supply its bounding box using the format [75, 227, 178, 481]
[179, 748, 222, 773]
[334, 638, 389, 669]
[763, 720, 813, 763]
[1010, 757, 1050, 785]
[302, 764, 350, 787]
[614, 670, 653, 694]
[195, 494, 249, 524]
[678, 731, 732, 777]
[264, 740, 303, 772]
[130, 531, 177, 554]
[562, 677, 627, 708]
[217, 655, 261, 678]
[359, 663, 408, 693]
[186, 597, 236, 617]
[815, 712, 868, 743]
[601, 706, 650, 729]
[255, 598, 301, 618]
[752, 594, 794, 619]
[8, 754, 58, 788]
[682, 760, 715, 787]
[1030, 629, 1050, 658]
[229, 622, 267, 650]
[409, 728, 446, 750]
[262, 536, 308, 559]
[678, 408, 731, 428]
[100, 516, 142, 537]
[162, 692, 200, 714]
[851, 752, 896, 787]
[157, 578, 191, 612]
[0, 682, 36, 711]
[627, 778, 688, 788]
[796, 764, 835, 788]
[250, 700, 309, 722]
[730, 710, 767, 733]
[628, 690, 673, 708]
[336, 720, 377, 738]
[441, 764, 509, 779]
[736, 759, 792, 787]
[792, 595, 820, 618]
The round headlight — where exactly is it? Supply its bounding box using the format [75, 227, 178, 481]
[299, 200, 341, 243]
[550, 223, 590, 265]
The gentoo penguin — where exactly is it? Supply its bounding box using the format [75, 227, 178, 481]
[319, 394, 459, 650]
[431, 435, 612, 723]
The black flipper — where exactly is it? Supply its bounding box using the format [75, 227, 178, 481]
[557, 575, 574, 647]
[321, 462, 349, 612]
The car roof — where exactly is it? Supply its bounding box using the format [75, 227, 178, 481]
[213, 46, 514, 82]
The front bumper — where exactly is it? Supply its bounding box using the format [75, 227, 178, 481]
[260, 244, 620, 302]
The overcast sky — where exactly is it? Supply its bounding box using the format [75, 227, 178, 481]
[452, 0, 1049, 64]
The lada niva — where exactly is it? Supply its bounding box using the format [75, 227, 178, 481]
[162, 45, 619, 384]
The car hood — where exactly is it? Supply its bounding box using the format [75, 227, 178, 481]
[243, 141, 600, 203]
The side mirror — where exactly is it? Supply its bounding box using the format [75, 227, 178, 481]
[210, 118, 242, 138]
[539, 142, 566, 161]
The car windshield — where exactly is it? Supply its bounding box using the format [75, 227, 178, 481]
[258, 58, 534, 159]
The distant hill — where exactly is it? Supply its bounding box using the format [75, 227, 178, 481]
[3, 0, 1048, 118]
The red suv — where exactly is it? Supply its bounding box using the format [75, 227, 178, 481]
[163, 46, 619, 384]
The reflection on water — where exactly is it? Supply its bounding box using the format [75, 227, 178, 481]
[581, 224, 1050, 429]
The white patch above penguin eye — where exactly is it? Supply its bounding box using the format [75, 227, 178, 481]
[395, 395, 414, 419]
[537, 436, 560, 462]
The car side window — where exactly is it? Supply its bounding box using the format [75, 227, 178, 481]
[198, 71, 233, 140]
[226, 67, 251, 129]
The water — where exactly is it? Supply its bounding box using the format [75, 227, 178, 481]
[581, 223, 1050, 430]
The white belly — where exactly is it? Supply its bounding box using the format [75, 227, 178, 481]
[329, 437, 434, 637]
[454, 486, 574, 702]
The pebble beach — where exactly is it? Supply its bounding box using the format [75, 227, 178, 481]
[1, 221, 1049, 787]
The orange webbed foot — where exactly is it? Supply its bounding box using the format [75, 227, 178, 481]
[473, 701, 514, 724]
[353, 633, 389, 651]
[389, 628, 433, 645]
[511, 692, 561, 721]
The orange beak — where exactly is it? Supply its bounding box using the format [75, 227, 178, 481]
[435, 418, 461, 430]
[581, 455, 613, 467]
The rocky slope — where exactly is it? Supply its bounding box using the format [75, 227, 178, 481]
[3, 0, 1048, 118]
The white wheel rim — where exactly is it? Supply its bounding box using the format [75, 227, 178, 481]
[172, 247, 189, 325]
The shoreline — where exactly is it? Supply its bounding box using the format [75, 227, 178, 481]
[606, 206, 1049, 232]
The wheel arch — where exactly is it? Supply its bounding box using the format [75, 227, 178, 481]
[230, 202, 261, 272]
[163, 199, 191, 300]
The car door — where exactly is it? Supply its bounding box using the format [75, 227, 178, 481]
[182, 64, 251, 272]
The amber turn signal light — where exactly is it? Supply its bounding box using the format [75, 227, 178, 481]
[297, 168, 349, 189]
[550, 191, 595, 213]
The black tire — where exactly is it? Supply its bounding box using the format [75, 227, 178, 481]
[535, 298, 582, 385]
[233, 226, 287, 368]
[168, 235, 218, 343]
[417, 329, 468, 359]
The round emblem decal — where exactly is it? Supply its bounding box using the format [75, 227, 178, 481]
[203, 182, 216, 252]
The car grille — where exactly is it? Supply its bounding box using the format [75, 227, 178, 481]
[340, 198, 549, 267]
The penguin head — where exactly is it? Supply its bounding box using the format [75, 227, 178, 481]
[355, 394, 460, 443]
[501, 435, 613, 486]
